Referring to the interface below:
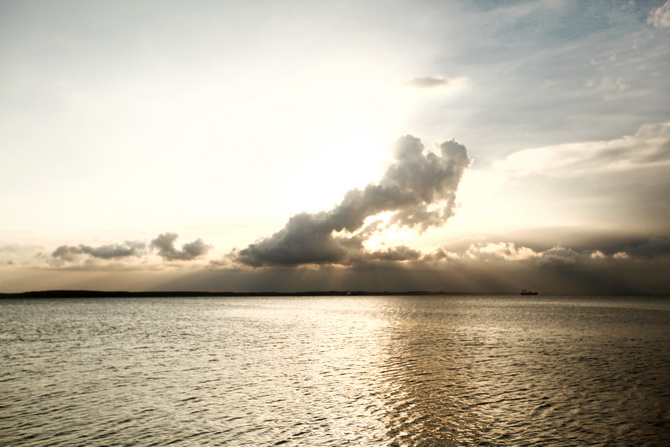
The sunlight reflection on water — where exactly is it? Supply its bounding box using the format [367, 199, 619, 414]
[1, 295, 669, 446]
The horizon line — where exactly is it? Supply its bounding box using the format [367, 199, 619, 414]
[1, 289, 667, 298]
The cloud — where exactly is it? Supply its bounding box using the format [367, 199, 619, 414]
[587, 76, 631, 100]
[438, 234, 670, 268]
[365, 246, 422, 262]
[0, 243, 47, 267]
[52, 241, 146, 262]
[197, 234, 670, 295]
[406, 77, 450, 88]
[233, 136, 470, 267]
[15, 233, 670, 295]
[648, 1, 670, 28]
[617, 236, 670, 258]
[465, 241, 542, 262]
[50, 233, 211, 264]
[151, 233, 211, 261]
[495, 122, 670, 177]
[1, 243, 44, 256]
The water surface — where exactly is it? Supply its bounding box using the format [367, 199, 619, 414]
[1, 295, 669, 446]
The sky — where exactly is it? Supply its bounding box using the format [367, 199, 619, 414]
[1, 0, 669, 295]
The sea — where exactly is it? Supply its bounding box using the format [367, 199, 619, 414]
[1, 295, 669, 446]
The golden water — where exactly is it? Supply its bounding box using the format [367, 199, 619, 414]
[1, 296, 669, 446]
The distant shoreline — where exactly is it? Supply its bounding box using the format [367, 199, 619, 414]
[1, 290, 668, 298]
[0, 290, 474, 299]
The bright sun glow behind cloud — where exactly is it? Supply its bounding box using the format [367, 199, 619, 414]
[1, 32, 431, 246]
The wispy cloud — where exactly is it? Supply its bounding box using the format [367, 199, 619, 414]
[494, 122, 670, 177]
[648, 1, 670, 28]
[586, 76, 632, 100]
[0, 243, 46, 267]
[406, 76, 450, 88]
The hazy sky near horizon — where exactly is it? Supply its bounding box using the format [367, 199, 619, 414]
[1, 0, 669, 294]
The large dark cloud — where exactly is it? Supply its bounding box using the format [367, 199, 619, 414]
[151, 233, 211, 261]
[234, 136, 470, 267]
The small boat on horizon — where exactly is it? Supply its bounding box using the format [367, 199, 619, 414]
[520, 289, 538, 295]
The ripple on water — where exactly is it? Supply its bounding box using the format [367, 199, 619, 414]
[0, 296, 669, 446]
